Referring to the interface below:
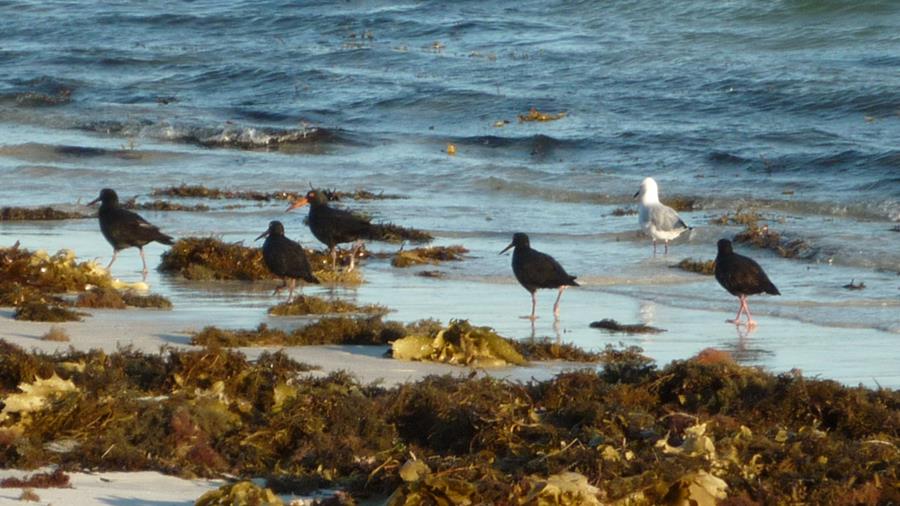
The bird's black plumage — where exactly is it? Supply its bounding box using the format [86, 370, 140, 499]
[89, 188, 174, 274]
[287, 189, 382, 270]
[501, 232, 578, 320]
[257, 221, 318, 297]
[714, 239, 780, 297]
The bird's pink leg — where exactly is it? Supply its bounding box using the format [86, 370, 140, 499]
[139, 247, 149, 277]
[347, 241, 363, 272]
[521, 292, 538, 320]
[106, 250, 118, 270]
[743, 296, 757, 327]
[553, 286, 567, 320]
[273, 278, 287, 296]
[726, 296, 745, 324]
[288, 278, 296, 301]
[652, 240, 657, 256]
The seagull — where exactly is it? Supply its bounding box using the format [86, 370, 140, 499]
[500, 232, 579, 321]
[88, 188, 174, 277]
[714, 239, 780, 327]
[256, 220, 318, 299]
[634, 177, 691, 255]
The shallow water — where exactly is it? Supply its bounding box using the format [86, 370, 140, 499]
[1, 0, 898, 386]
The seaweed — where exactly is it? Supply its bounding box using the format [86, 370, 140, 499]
[0, 244, 114, 293]
[609, 207, 637, 216]
[733, 223, 811, 259]
[416, 270, 446, 279]
[194, 481, 284, 506]
[372, 223, 434, 244]
[843, 279, 865, 290]
[75, 286, 173, 310]
[391, 320, 527, 366]
[674, 258, 716, 275]
[711, 210, 762, 226]
[268, 295, 388, 316]
[1, 206, 87, 221]
[0, 468, 70, 488]
[14, 302, 84, 322]
[590, 319, 666, 334]
[159, 237, 270, 281]
[41, 326, 70, 342]
[389, 245, 468, 268]
[121, 292, 174, 309]
[151, 185, 399, 203]
[0, 342, 895, 505]
[518, 107, 567, 122]
[122, 198, 211, 212]
[514, 337, 604, 362]
[19, 489, 40, 501]
[193, 317, 439, 347]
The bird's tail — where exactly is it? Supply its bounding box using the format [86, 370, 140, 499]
[370, 222, 433, 244]
[156, 233, 175, 246]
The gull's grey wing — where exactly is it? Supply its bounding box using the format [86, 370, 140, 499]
[649, 203, 689, 231]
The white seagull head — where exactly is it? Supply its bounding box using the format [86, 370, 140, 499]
[634, 177, 660, 204]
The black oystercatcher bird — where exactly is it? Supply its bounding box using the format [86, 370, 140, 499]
[714, 239, 780, 327]
[500, 232, 579, 321]
[256, 220, 318, 299]
[286, 189, 380, 271]
[88, 188, 174, 276]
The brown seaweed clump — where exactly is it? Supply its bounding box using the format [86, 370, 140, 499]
[192, 317, 440, 347]
[75, 287, 173, 310]
[674, 257, 716, 275]
[372, 223, 434, 244]
[518, 107, 567, 122]
[195, 481, 283, 506]
[0, 468, 71, 488]
[514, 337, 604, 362]
[41, 326, 70, 342]
[122, 198, 211, 212]
[159, 237, 270, 281]
[389, 245, 468, 268]
[151, 184, 305, 202]
[14, 302, 85, 322]
[0, 342, 897, 505]
[589, 319, 666, 334]
[733, 223, 811, 258]
[391, 320, 527, 366]
[0, 244, 112, 294]
[711, 209, 762, 226]
[1, 206, 87, 221]
[268, 295, 388, 317]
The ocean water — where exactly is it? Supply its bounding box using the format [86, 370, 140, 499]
[1, 1, 898, 386]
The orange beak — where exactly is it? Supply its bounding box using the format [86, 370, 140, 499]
[286, 197, 308, 212]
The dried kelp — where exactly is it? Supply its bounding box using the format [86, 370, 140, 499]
[0, 468, 70, 488]
[733, 223, 812, 259]
[0, 343, 896, 505]
[268, 295, 388, 316]
[192, 317, 440, 347]
[75, 287, 173, 310]
[151, 184, 305, 202]
[518, 108, 567, 122]
[122, 199, 211, 212]
[159, 237, 270, 281]
[514, 337, 604, 362]
[674, 258, 716, 275]
[0, 245, 113, 293]
[41, 326, 70, 342]
[389, 245, 468, 268]
[1, 206, 87, 221]
[372, 222, 434, 244]
[14, 302, 84, 322]
[590, 319, 666, 334]
[195, 481, 283, 506]
[391, 320, 527, 366]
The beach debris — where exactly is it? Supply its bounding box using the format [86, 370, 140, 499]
[446, 143, 456, 155]
[122, 198, 211, 212]
[493, 119, 510, 128]
[890, 225, 900, 233]
[733, 223, 811, 258]
[518, 107, 567, 122]
[711, 209, 763, 226]
[843, 279, 866, 290]
[674, 258, 716, 275]
[195, 481, 284, 506]
[268, 295, 388, 317]
[0, 341, 895, 504]
[609, 207, 637, 216]
[0, 373, 77, 423]
[514, 337, 604, 362]
[590, 319, 666, 334]
[121, 292, 174, 309]
[19, 488, 40, 501]
[391, 320, 527, 366]
[151, 184, 400, 202]
[416, 270, 446, 279]
[0, 468, 71, 488]
[371, 222, 434, 244]
[389, 245, 468, 268]
[192, 317, 441, 347]
[41, 326, 70, 342]
[1, 206, 88, 221]
[13, 88, 72, 107]
[14, 302, 85, 322]
[159, 237, 270, 281]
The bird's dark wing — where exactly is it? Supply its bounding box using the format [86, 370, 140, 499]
[103, 208, 173, 247]
[515, 249, 578, 289]
[716, 253, 777, 296]
[317, 205, 377, 242]
[265, 236, 318, 283]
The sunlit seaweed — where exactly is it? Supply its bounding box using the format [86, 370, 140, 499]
[151, 184, 400, 203]
[514, 337, 604, 362]
[0, 342, 895, 504]
[122, 199, 211, 212]
[392, 319, 526, 366]
[733, 223, 811, 259]
[159, 237, 270, 281]
[14, 302, 85, 322]
[389, 245, 468, 268]
[518, 107, 567, 122]
[75, 287, 173, 310]
[195, 481, 283, 506]
[674, 258, 716, 275]
[268, 295, 388, 316]
[41, 326, 70, 342]
[0, 468, 71, 488]
[193, 317, 439, 347]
